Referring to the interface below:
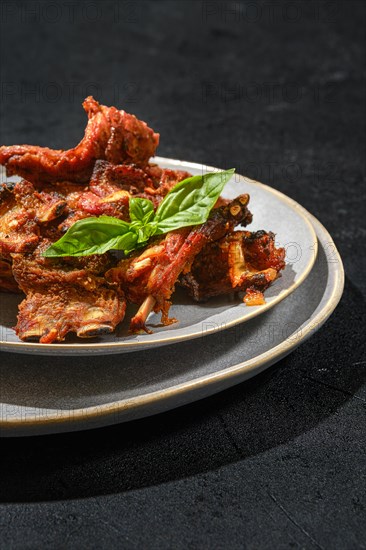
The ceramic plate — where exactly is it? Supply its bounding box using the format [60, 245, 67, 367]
[0, 158, 317, 355]
[0, 209, 344, 436]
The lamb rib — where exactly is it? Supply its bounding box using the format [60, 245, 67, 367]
[180, 230, 286, 302]
[12, 242, 126, 343]
[61, 160, 191, 223]
[0, 97, 160, 184]
[106, 194, 252, 333]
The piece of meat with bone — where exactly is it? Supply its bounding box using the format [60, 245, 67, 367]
[0, 96, 160, 184]
[0, 178, 70, 291]
[106, 194, 252, 333]
[0, 182, 39, 260]
[61, 160, 191, 225]
[89, 161, 191, 204]
[0, 179, 67, 261]
[0, 159, 191, 294]
[142, 164, 193, 202]
[180, 230, 286, 303]
[12, 242, 126, 343]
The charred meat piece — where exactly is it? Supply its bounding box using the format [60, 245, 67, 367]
[61, 165, 133, 224]
[14, 179, 67, 222]
[180, 230, 286, 302]
[0, 96, 160, 184]
[46, 160, 189, 227]
[59, 160, 192, 228]
[16, 287, 125, 344]
[86, 160, 190, 208]
[0, 182, 39, 258]
[106, 228, 191, 331]
[12, 242, 126, 343]
[89, 159, 155, 196]
[106, 194, 252, 333]
[0, 178, 68, 258]
[0, 178, 69, 291]
[143, 164, 192, 200]
[0, 158, 192, 306]
[63, 160, 156, 221]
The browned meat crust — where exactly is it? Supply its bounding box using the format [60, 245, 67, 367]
[180, 230, 286, 302]
[0, 179, 67, 260]
[0, 97, 160, 184]
[60, 160, 191, 226]
[106, 195, 252, 332]
[0, 98, 286, 343]
[0, 182, 39, 260]
[16, 287, 125, 343]
[12, 242, 125, 343]
[0, 158, 193, 339]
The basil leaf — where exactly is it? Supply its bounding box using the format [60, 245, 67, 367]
[129, 197, 155, 224]
[137, 221, 159, 243]
[43, 216, 137, 257]
[127, 198, 158, 247]
[154, 168, 235, 234]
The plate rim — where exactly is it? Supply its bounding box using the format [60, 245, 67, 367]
[0, 201, 344, 434]
[0, 157, 318, 353]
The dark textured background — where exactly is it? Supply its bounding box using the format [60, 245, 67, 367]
[0, 1, 365, 548]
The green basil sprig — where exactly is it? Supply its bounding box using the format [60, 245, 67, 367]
[43, 169, 235, 258]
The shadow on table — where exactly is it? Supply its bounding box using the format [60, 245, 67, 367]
[0, 277, 365, 503]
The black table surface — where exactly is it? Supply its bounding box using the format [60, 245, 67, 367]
[0, 1, 365, 548]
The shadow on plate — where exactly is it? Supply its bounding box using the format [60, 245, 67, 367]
[0, 277, 364, 504]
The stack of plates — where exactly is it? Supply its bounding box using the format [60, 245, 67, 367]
[0, 159, 344, 436]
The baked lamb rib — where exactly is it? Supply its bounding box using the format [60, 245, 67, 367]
[0, 158, 192, 340]
[106, 194, 253, 333]
[12, 243, 126, 343]
[0, 97, 160, 184]
[180, 230, 286, 303]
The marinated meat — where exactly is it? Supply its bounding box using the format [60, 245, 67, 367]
[180, 230, 286, 302]
[61, 160, 191, 226]
[12, 242, 125, 343]
[0, 158, 193, 340]
[0, 99, 286, 343]
[0, 97, 160, 184]
[106, 195, 252, 332]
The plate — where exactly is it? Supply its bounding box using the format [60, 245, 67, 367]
[0, 209, 344, 436]
[0, 158, 317, 355]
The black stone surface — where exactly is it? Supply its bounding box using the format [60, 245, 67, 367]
[0, 1, 365, 548]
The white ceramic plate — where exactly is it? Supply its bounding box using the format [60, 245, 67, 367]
[0, 209, 343, 436]
[0, 158, 317, 355]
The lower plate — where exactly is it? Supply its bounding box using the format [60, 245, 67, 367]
[0, 211, 343, 436]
